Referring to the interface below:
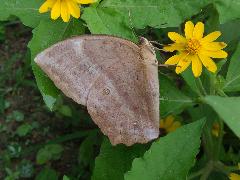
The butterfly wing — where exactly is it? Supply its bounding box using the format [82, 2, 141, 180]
[35, 35, 159, 146]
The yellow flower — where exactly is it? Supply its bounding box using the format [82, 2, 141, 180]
[229, 173, 240, 180]
[164, 21, 228, 77]
[212, 122, 220, 137]
[39, 0, 96, 22]
[159, 115, 181, 133]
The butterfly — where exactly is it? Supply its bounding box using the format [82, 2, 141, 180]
[35, 35, 159, 146]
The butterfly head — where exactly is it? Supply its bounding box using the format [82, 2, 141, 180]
[139, 37, 156, 55]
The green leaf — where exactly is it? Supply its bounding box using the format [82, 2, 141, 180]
[160, 74, 193, 116]
[125, 120, 205, 180]
[0, 0, 47, 28]
[35, 167, 58, 180]
[16, 123, 32, 137]
[203, 96, 240, 137]
[223, 42, 240, 92]
[78, 134, 101, 169]
[63, 175, 70, 180]
[214, 0, 240, 24]
[12, 110, 24, 122]
[28, 19, 85, 110]
[100, 0, 240, 29]
[82, 6, 137, 41]
[36, 144, 64, 165]
[100, 0, 209, 28]
[92, 138, 148, 180]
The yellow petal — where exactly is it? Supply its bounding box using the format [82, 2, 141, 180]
[202, 42, 227, 51]
[61, 0, 70, 22]
[200, 49, 228, 59]
[66, 0, 80, 18]
[163, 43, 185, 52]
[167, 121, 181, 133]
[185, 21, 194, 39]
[198, 54, 217, 73]
[168, 32, 186, 43]
[39, 0, 56, 13]
[164, 115, 174, 129]
[76, 0, 96, 4]
[159, 119, 165, 128]
[193, 22, 204, 39]
[164, 54, 182, 65]
[201, 31, 221, 42]
[229, 173, 240, 180]
[175, 53, 191, 74]
[51, 0, 61, 20]
[192, 55, 202, 77]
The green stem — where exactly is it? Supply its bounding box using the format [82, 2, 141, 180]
[215, 120, 224, 160]
[217, 89, 228, 97]
[200, 161, 214, 180]
[196, 78, 207, 96]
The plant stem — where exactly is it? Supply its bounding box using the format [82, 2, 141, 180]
[200, 161, 214, 180]
[196, 78, 207, 96]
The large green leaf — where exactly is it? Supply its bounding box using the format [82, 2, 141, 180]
[100, 0, 209, 28]
[82, 6, 137, 41]
[92, 138, 148, 180]
[100, 0, 240, 29]
[214, 0, 240, 25]
[203, 96, 240, 137]
[223, 42, 240, 92]
[28, 19, 85, 110]
[0, 0, 47, 28]
[160, 74, 193, 116]
[125, 119, 205, 180]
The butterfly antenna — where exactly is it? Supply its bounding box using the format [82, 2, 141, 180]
[128, 10, 138, 39]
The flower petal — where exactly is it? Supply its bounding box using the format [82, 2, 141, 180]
[200, 49, 228, 58]
[175, 53, 191, 74]
[201, 31, 221, 42]
[193, 22, 204, 39]
[167, 121, 181, 132]
[168, 32, 186, 43]
[163, 43, 185, 52]
[164, 54, 182, 65]
[61, 0, 70, 22]
[77, 0, 96, 4]
[164, 115, 174, 129]
[229, 173, 240, 180]
[66, 0, 80, 18]
[159, 119, 165, 128]
[39, 0, 56, 13]
[185, 21, 194, 39]
[192, 55, 202, 77]
[198, 54, 217, 73]
[51, 0, 61, 20]
[202, 42, 227, 51]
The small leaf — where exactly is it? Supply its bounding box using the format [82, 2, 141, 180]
[12, 110, 25, 122]
[92, 138, 148, 180]
[203, 96, 240, 137]
[63, 175, 70, 180]
[16, 123, 32, 137]
[125, 120, 205, 180]
[35, 167, 58, 180]
[58, 105, 72, 117]
[36, 144, 64, 165]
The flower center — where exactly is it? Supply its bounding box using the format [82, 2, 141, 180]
[186, 39, 201, 54]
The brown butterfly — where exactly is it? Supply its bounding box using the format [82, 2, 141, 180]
[34, 35, 159, 146]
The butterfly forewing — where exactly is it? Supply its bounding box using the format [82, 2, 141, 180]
[35, 35, 159, 146]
